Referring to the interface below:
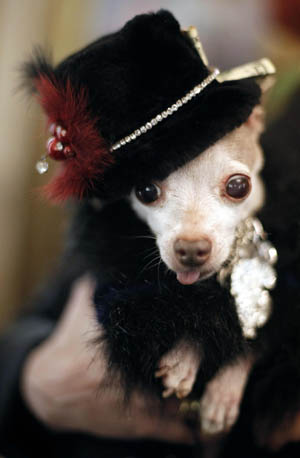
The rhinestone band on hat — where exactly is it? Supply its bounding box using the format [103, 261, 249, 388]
[110, 68, 220, 152]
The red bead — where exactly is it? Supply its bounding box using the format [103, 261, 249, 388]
[60, 128, 68, 138]
[47, 137, 66, 160]
[49, 123, 56, 135]
[46, 136, 55, 151]
[56, 125, 68, 140]
[63, 145, 75, 158]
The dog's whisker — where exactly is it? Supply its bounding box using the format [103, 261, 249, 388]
[144, 249, 160, 260]
[157, 258, 163, 292]
[140, 255, 162, 274]
[163, 265, 173, 279]
[121, 234, 156, 241]
[144, 255, 161, 268]
[143, 244, 158, 251]
[147, 259, 162, 272]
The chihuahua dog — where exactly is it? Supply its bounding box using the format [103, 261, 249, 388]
[24, 10, 278, 441]
[126, 102, 266, 434]
[28, 80, 300, 456]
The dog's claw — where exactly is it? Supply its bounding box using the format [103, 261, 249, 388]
[162, 387, 175, 398]
[156, 341, 201, 399]
[155, 366, 173, 378]
[176, 382, 191, 399]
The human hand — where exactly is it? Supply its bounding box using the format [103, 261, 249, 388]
[266, 412, 300, 451]
[21, 276, 192, 443]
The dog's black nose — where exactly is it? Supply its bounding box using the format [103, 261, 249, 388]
[174, 238, 212, 267]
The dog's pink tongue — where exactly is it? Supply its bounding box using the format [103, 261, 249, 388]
[177, 271, 200, 285]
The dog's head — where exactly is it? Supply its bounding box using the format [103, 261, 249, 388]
[129, 105, 266, 285]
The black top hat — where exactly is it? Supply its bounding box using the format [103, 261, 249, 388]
[26, 10, 274, 202]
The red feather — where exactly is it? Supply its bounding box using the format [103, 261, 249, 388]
[35, 75, 113, 202]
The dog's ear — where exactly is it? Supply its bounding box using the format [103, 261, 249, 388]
[246, 105, 265, 137]
[256, 74, 276, 95]
[246, 75, 276, 137]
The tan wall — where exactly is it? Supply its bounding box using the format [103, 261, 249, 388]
[0, 0, 92, 328]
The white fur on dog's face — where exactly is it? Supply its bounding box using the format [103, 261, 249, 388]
[129, 113, 265, 285]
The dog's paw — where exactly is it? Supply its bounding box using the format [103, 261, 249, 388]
[199, 356, 253, 435]
[155, 341, 201, 399]
[199, 383, 240, 435]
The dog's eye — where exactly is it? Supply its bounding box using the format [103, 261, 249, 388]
[135, 184, 161, 204]
[225, 175, 251, 200]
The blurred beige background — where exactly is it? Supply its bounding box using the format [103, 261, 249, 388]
[0, 0, 299, 330]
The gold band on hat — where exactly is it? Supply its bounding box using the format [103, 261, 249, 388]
[185, 25, 276, 83]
